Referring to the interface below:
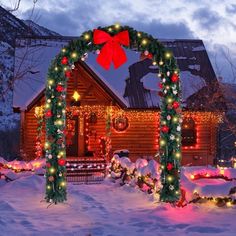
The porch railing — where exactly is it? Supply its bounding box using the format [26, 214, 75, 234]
[66, 157, 107, 184]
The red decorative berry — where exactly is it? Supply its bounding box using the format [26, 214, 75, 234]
[46, 162, 51, 168]
[167, 163, 173, 171]
[171, 74, 179, 83]
[172, 101, 180, 109]
[141, 52, 153, 60]
[56, 85, 64, 92]
[65, 70, 72, 78]
[159, 83, 163, 89]
[45, 110, 52, 118]
[161, 125, 169, 133]
[58, 159, 66, 166]
[61, 56, 68, 65]
[147, 53, 153, 59]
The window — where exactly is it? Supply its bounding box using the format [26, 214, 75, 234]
[182, 117, 197, 146]
[89, 112, 97, 124]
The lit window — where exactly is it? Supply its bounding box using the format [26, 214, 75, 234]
[89, 112, 97, 124]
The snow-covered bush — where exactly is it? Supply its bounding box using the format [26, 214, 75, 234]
[109, 155, 161, 194]
[0, 157, 45, 182]
[109, 157, 236, 207]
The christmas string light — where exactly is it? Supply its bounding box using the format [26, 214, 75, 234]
[34, 106, 45, 159]
[190, 172, 236, 181]
[44, 24, 182, 204]
[189, 194, 236, 207]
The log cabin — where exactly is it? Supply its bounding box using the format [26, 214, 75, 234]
[13, 36, 226, 166]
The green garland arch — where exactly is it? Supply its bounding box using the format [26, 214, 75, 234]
[45, 24, 182, 204]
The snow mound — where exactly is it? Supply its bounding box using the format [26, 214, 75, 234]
[2, 175, 44, 192]
[136, 159, 160, 179]
[0, 157, 7, 164]
[146, 160, 160, 179]
[181, 166, 236, 201]
[135, 158, 148, 169]
[119, 157, 135, 173]
[183, 166, 236, 180]
[3, 169, 28, 180]
[111, 155, 160, 179]
[0, 158, 45, 173]
[112, 154, 120, 162]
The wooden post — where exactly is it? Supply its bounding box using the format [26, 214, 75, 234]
[20, 110, 26, 160]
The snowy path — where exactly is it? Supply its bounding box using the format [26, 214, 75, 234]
[0, 175, 236, 236]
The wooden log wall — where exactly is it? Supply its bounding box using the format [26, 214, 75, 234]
[108, 111, 221, 166]
[87, 118, 106, 156]
[22, 103, 44, 161]
[110, 112, 159, 161]
[22, 103, 221, 167]
[20, 63, 221, 166]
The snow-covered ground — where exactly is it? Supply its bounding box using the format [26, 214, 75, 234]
[0, 172, 236, 236]
[1, 157, 236, 235]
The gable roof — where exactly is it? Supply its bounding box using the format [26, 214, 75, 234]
[13, 36, 222, 111]
[25, 60, 128, 112]
[123, 39, 220, 109]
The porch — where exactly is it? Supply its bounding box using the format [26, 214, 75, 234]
[66, 156, 107, 183]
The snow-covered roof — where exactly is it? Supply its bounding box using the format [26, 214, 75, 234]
[13, 36, 217, 110]
[13, 38, 67, 110]
[23, 20, 60, 37]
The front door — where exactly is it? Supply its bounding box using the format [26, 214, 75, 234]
[66, 117, 79, 156]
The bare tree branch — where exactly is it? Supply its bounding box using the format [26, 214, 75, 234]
[7, 0, 21, 12]
[1, 0, 38, 12]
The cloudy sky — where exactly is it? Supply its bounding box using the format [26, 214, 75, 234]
[2, 0, 236, 82]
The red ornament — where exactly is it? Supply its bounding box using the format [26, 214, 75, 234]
[45, 110, 52, 118]
[172, 101, 180, 109]
[93, 29, 130, 70]
[171, 74, 179, 83]
[56, 85, 64, 92]
[158, 91, 164, 97]
[161, 125, 169, 133]
[58, 159, 66, 166]
[46, 163, 51, 168]
[65, 70, 72, 78]
[159, 83, 163, 89]
[61, 56, 68, 65]
[147, 53, 153, 59]
[48, 176, 54, 182]
[141, 52, 153, 60]
[167, 163, 173, 171]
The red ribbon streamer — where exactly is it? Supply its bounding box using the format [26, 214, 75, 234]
[93, 29, 130, 70]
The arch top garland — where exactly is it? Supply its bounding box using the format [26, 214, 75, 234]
[45, 24, 182, 204]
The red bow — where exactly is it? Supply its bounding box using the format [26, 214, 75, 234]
[93, 29, 130, 70]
